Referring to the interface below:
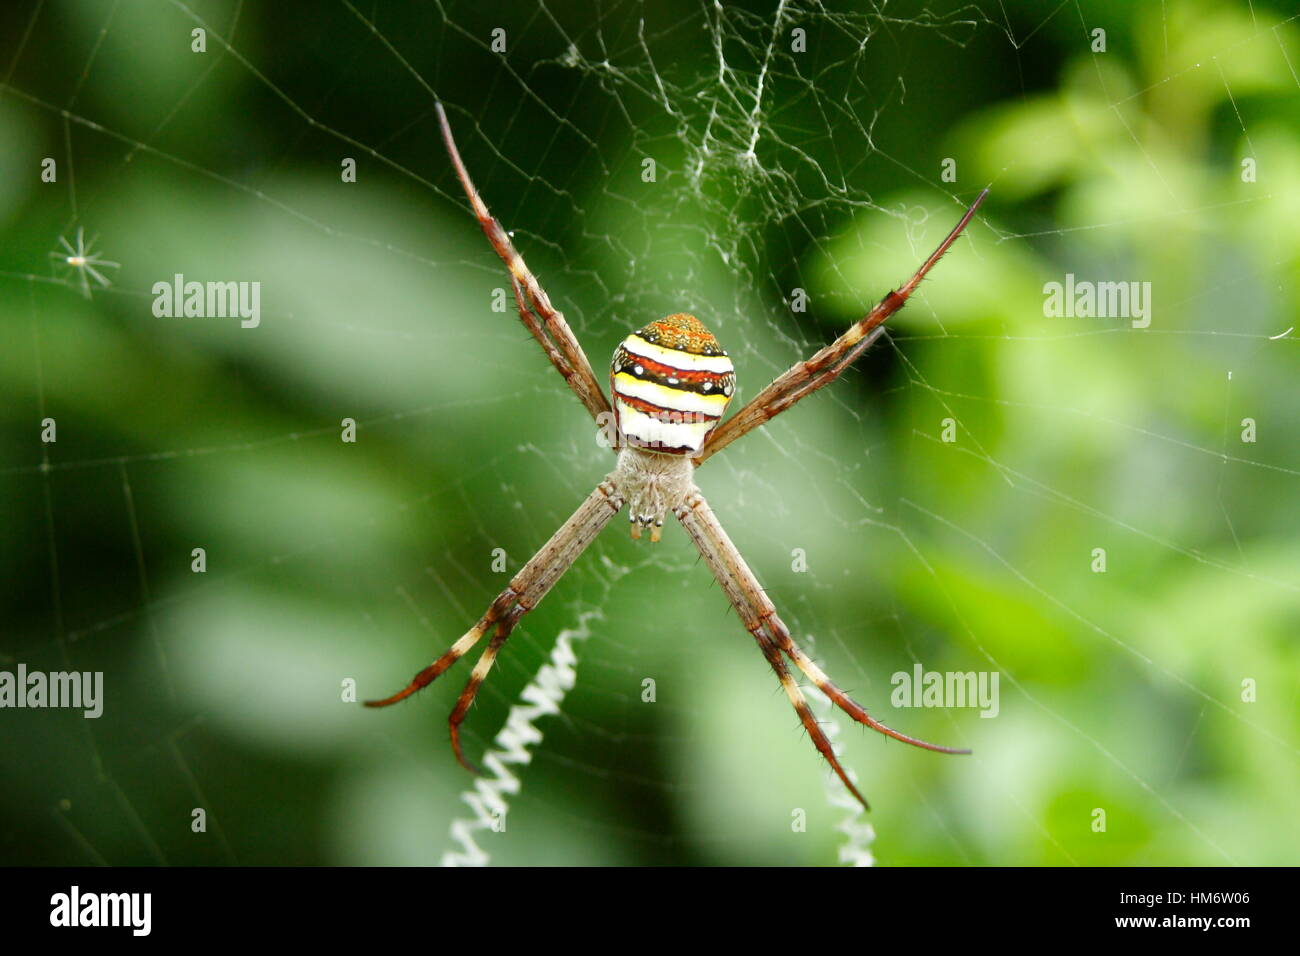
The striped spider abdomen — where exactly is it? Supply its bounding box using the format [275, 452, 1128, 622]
[610, 313, 735, 456]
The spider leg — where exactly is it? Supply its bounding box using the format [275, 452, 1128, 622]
[675, 490, 968, 809]
[436, 102, 612, 426]
[769, 612, 971, 755]
[507, 274, 591, 411]
[367, 479, 624, 768]
[84, 264, 114, 288]
[446, 607, 528, 773]
[363, 588, 518, 708]
[756, 629, 871, 809]
[694, 189, 988, 465]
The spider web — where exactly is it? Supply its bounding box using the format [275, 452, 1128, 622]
[2, 0, 1298, 866]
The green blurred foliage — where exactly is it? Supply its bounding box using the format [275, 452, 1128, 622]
[0, 0, 1296, 866]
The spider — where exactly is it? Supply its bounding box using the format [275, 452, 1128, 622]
[50, 227, 120, 300]
[368, 103, 987, 809]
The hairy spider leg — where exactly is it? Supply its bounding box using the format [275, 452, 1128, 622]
[675, 490, 969, 809]
[696, 188, 988, 464]
[366, 480, 623, 771]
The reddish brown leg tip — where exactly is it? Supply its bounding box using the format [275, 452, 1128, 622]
[362, 689, 410, 708]
[450, 730, 483, 776]
[454, 754, 483, 777]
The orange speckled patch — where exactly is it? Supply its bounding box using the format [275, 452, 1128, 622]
[634, 313, 726, 357]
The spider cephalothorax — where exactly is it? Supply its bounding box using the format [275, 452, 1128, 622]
[367, 103, 986, 810]
[609, 313, 735, 540]
[610, 444, 695, 543]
